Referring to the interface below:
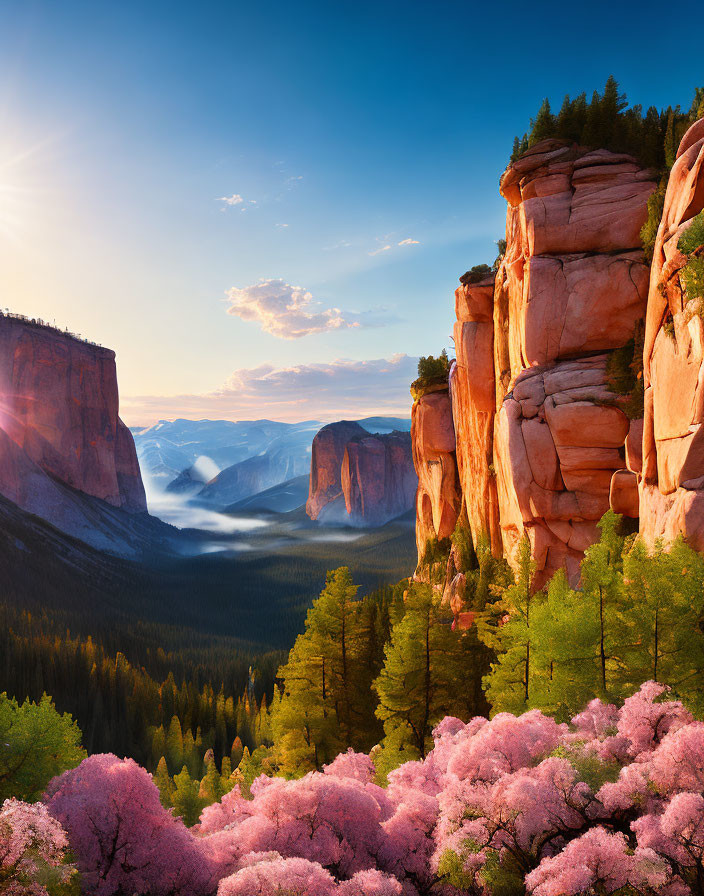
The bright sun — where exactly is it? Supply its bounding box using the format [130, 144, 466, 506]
[0, 140, 37, 244]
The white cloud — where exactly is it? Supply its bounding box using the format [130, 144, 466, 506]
[225, 278, 396, 339]
[275, 222, 289, 229]
[398, 238, 420, 246]
[122, 355, 418, 426]
[369, 244, 392, 256]
[217, 194, 244, 206]
[323, 239, 352, 251]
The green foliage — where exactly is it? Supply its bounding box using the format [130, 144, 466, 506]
[450, 515, 475, 574]
[0, 693, 85, 802]
[420, 535, 452, 572]
[172, 765, 207, 826]
[484, 512, 704, 719]
[678, 210, 704, 307]
[374, 584, 488, 766]
[270, 571, 394, 777]
[437, 848, 474, 890]
[605, 322, 645, 420]
[641, 177, 667, 263]
[551, 743, 620, 792]
[0, 512, 415, 778]
[679, 209, 704, 255]
[510, 79, 703, 174]
[460, 264, 493, 285]
[479, 851, 527, 896]
[412, 349, 451, 399]
[481, 538, 536, 715]
[681, 257, 704, 306]
[494, 239, 507, 269]
[417, 349, 450, 381]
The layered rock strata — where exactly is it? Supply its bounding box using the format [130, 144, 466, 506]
[639, 119, 704, 547]
[0, 315, 146, 519]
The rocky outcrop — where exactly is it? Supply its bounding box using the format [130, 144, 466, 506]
[307, 421, 416, 525]
[487, 141, 656, 586]
[0, 315, 146, 521]
[640, 119, 704, 548]
[411, 387, 461, 560]
[421, 140, 657, 589]
[341, 432, 417, 526]
[307, 421, 368, 520]
[494, 356, 630, 585]
[450, 275, 501, 555]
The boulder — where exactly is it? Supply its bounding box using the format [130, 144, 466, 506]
[609, 469, 640, 518]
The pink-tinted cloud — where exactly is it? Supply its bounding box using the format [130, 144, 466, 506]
[121, 354, 417, 426]
[225, 278, 395, 339]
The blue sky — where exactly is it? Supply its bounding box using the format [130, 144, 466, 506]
[0, 0, 700, 423]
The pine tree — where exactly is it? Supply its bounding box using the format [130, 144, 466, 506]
[373, 585, 468, 764]
[270, 567, 376, 776]
[165, 715, 183, 773]
[154, 756, 174, 808]
[230, 735, 244, 769]
[529, 98, 555, 145]
[664, 108, 677, 169]
[481, 538, 536, 714]
[172, 765, 206, 827]
[621, 538, 704, 706]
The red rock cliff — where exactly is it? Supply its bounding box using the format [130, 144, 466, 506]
[341, 432, 417, 526]
[0, 315, 146, 515]
[640, 119, 704, 546]
[418, 140, 657, 588]
[489, 141, 655, 586]
[307, 421, 416, 525]
[450, 274, 501, 556]
[411, 387, 461, 561]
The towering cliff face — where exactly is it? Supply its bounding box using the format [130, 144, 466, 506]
[640, 119, 704, 547]
[415, 140, 657, 588]
[307, 421, 416, 525]
[411, 387, 461, 560]
[488, 141, 656, 586]
[341, 432, 417, 526]
[450, 275, 501, 556]
[0, 316, 146, 523]
[306, 421, 368, 520]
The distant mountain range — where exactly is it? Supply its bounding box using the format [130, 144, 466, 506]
[131, 417, 412, 515]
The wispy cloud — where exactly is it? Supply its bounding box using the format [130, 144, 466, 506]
[398, 238, 419, 246]
[122, 355, 418, 425]
[217, 194, 244, 206]
[369, 244, 392, 256]
[225, 278, 397, 339]
[323, 239, 352, 251]
[275, 222, 289, 229]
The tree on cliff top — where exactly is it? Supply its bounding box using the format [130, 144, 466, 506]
[510, 77, 702, 172]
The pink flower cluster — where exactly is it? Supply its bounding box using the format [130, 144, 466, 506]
[0, 798, 75, 895]
[39, 683, 704, 895]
